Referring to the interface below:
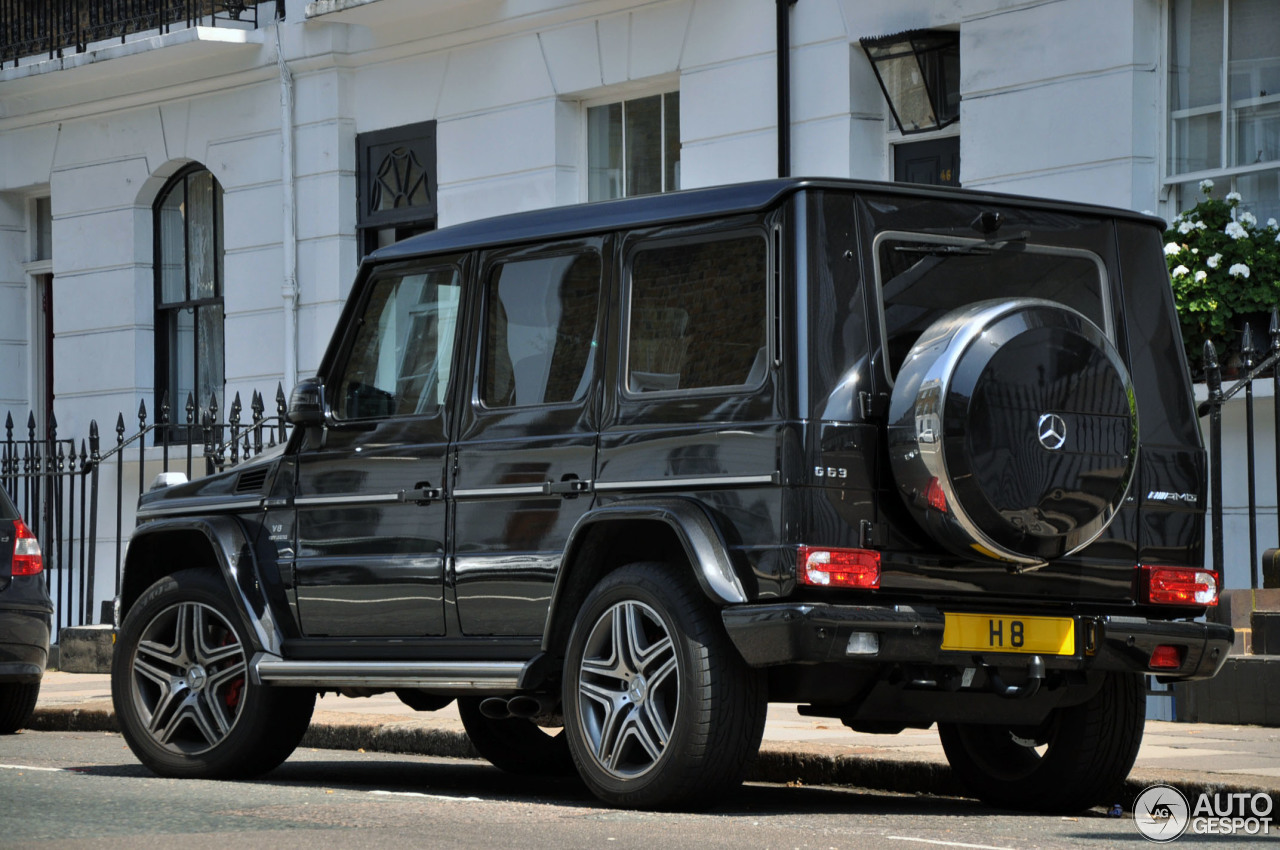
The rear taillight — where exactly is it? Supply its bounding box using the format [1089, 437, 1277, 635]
[12, 518, 43, 576]
[1140, 565, 1218, 606]
[797, 546, 880, 589]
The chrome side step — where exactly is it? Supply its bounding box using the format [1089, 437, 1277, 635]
[252, 654, 524, 691]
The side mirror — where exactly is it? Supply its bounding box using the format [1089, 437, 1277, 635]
[287, 378, 328, 427]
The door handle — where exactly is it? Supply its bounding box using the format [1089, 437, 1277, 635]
[543, 477, 592, 496]
[398, 485, 442, 504]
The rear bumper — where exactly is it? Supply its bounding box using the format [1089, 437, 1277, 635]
[722, 602, 1233, 682]
[0, 576, 54, 683]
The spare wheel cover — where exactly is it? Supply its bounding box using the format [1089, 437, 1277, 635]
[887, 298, 1137, 566]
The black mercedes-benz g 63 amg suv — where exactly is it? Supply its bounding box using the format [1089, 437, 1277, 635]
[112, 178, 1231, 812]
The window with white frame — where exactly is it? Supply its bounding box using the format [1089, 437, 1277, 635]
[1167, 0, 1280, 221]
[587, 92, 680, 201]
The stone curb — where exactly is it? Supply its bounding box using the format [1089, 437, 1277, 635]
[31, 704, 1280, 812]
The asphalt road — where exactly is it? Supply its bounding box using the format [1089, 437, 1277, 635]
[0, 730, 1194, 849]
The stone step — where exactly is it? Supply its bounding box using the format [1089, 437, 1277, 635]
[54, 624, 114, 674]
[1172, 655, 1280, 725]
[1254, 611, 1280, 656]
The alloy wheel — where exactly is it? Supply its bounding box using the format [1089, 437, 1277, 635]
[575, 599, 679, 779]
[129, 600, 248, 755]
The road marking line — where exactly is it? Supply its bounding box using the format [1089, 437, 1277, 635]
[888, 837, 1017, 850]
[0, 764, 63, 772]
[370, 790, 485, 802]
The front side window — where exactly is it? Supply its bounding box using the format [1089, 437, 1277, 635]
[1168, 0, 1280, 220]
[481, 252, 601, 408]
[155, 165, 224, 433]
[334, 264, 461, 420]
[626, 234, 768, 393]
[587, 92, 680, 201]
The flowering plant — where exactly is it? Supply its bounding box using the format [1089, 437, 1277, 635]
[1165, 180, 1280, 370]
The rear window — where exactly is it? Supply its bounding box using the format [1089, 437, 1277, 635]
[874, 231, 1111, 379]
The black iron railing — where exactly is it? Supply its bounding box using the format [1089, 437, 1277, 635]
[1198, 309, 1280, 590]
[0, 0, 282, 68]
[0, 386, 290, 634]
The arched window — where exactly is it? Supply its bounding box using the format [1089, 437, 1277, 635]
[154, 164, 224, 436]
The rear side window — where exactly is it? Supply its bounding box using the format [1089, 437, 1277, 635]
[626, 234, 768, 393]
[0, 488, 16, 521]
[481, 251, 602, 408]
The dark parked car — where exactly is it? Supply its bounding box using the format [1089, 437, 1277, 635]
[0, 487, 52, 734]
[112, 178, 1232, 812]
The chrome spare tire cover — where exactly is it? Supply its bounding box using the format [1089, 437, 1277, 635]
[887, 298, 1137, 566]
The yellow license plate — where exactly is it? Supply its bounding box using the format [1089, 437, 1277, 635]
[941, 613, 1076, 655]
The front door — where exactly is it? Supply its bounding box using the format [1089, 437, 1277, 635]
[451, 239, 607, 636]
[292, 259, 463, 637]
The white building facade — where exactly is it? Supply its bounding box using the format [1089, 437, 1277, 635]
[1, 0, 1277, 613]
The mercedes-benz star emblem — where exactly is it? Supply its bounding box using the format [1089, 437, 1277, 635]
[1037, 413, 1067, 451]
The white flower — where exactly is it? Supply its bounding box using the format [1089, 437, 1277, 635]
[1192, 248, 1200, 254]
[1226, 191, 1243, 203]
[1240, 211, 1257, 227]
[1200, 178, 1215, 191]
[1164, 241, 1182, 256]
[1196, 221, 1208, 230]
[1269, 218, 1278, 228]
[1207, 253, 1223, 268]
[1229, 263, 1251, 278]
[1195, 270, 1208, 282]
[1172, 265, 1190, 278]
[1178, 220, 1197, 235]
[1225, 221, 1248, 239]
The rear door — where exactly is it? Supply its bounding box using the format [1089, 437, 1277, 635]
[292, 258, 463, 637]
[451, 239, 607, 636]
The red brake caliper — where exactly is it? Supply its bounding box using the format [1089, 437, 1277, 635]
[219, 633, 245, 709]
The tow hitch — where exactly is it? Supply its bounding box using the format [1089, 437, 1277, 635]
[980, 654, 1045, 699]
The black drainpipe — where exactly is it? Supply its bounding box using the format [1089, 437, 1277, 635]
[777, 0, 797, 178]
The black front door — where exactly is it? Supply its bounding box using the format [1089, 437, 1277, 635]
[292, 259, 463, 637]
[894, 136, 960, 187]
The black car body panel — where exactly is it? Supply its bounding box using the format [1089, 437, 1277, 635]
[0, 489, 52, 683]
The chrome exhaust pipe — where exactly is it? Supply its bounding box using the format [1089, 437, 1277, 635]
[506, 694, 557, 719]
[479, 696, 511, 720]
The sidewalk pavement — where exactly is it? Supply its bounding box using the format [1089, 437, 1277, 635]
[29, 670, 1280, 807]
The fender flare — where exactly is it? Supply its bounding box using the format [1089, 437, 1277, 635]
[123, 516, 286, 657]
[541, 497, 750, 653]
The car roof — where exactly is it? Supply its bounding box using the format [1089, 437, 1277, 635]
[367, 177, 1166, 264]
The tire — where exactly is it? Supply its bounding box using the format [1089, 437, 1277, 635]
[888, 299, 1137, 566]
[561, 561, 766, 810]
[938, 672, 1145, 812]
[111, 569, 316, 779]
[0, 681, 40, 734]
[457, 697, 575, 776]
